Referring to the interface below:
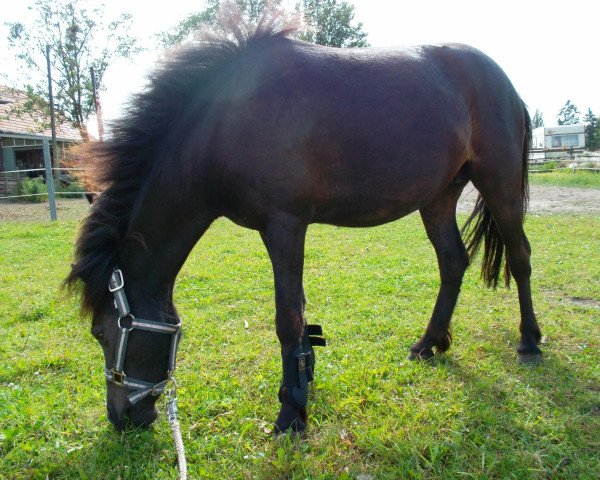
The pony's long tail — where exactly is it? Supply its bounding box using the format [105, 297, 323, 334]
[462, 102, 531, 288]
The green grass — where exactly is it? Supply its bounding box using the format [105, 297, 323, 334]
[529, 169, 600, 188]
[0, 214, 599, 479]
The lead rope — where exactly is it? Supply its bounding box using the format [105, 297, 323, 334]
[166, 378, 187, 480]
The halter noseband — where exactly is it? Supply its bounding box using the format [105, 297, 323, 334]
[105, 269, 182, 405]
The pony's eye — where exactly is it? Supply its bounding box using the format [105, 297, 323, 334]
[92, 331, 104, 341]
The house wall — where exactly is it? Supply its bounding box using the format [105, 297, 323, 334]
[543, 125, 585, 150]
[532, 127, 545, 149]
[529, 125, 586, 161]
[0, 134, 76, 196]
[1, 134, 71, 172]
[1, 145, 17, 171]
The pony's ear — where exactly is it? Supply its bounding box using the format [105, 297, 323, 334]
[62, 262, 101, 318]
[63, 263, 82, 292]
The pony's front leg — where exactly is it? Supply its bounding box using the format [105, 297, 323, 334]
[262, 215, 310, 433]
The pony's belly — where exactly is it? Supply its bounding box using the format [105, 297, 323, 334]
[312, 199, 420, 227]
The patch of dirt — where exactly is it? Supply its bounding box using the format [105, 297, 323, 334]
[0, 198, 91, 223]
[458, 184, 600, 215]
[563, 297, 600, 309]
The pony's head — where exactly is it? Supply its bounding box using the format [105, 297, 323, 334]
[87, 268, 180, 431]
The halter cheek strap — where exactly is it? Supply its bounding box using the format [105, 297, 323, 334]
[105, 269, 182, 405]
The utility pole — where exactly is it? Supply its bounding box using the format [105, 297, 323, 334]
[43, 140, 57, 221]
[90, 67, 104, 141]
[46, 45, 60, 184]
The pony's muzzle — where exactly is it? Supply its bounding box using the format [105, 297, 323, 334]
[107, 394, 159, 431]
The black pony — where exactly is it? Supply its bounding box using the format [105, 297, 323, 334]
[65, 10, 541, 433]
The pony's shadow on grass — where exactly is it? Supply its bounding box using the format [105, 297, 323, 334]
[66, 421, 178, 478]
[426, 347, 598, 476]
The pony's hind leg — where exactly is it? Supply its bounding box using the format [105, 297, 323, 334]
[410, 179, 470, 360]
[469, 154, 542, 363]
[261, 214, 310, 433]
[472, 190, 542, 363]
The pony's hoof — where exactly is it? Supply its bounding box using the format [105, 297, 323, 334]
[273, 418, 306, 436]
[408, 347, 434, 361]
[517, 352, 542, 365]
[273, 400, 307, 436]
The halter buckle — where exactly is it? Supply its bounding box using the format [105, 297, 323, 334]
[108, 269, 125, 292]
[111, 369, 126, 386]
[151, 384, 161, 396]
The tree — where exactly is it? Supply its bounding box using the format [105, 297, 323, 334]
[158, 0, 284, 47]
[6, 0, 138, 141]
[557, 100, 580, 125]
[297, 0, 368, 48]
[159, 0, 369, 49]
[532, 109, 544, 128]
[583, 108, 600, 151]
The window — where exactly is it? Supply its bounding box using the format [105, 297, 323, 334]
[551, 135, 579, 148]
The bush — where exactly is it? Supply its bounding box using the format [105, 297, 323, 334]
[56, 180, 86, 199]
[19, 177, 47, 203]
[538, 160, 559, 171]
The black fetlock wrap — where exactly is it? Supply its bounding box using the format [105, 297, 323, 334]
[280, 344, 311, 408]
[279, 325, 326, 409]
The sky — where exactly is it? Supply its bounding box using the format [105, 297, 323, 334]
[1, 0, 599, 136]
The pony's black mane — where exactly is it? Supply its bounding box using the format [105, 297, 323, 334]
[64, 7, 297, 315]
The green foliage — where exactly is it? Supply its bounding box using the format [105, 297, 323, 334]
[583, 108, 600, 151]
[18, 177, 48, 202]
[56, 179, 86, 199]
[557, 100, 581, 125]
[158, 0, 283, 47]
[158, 0, 369, 49]
[531, 108, 544, 128]
[17, 176, 87, 202]
[536, 160, 559, 171]
[5, 0, 138, 139]
[0, 214, 599, 478]
[298, 0, 369, 47]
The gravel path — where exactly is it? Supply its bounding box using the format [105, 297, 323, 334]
[458, 184, 600, 215]
[0, 198, 91, 223]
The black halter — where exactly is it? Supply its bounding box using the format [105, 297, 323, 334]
[105, 269, 182, 405]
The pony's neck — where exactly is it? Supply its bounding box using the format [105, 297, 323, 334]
[117, 189, 215, 314]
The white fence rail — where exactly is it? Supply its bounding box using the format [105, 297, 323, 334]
[0, 139, 97, 220]
[0, 168, 86, 196]
[529, 155, 600, 173]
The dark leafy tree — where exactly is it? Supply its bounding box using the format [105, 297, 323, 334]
[583, 108, 600, 151]
[297, 0, 368, 47]
[158, 0, 283, 47]
[532, 109, 544, 128]
[159, 0, 368, 49]
[6, 0, 138, 140]
[557, 100, 581, 125]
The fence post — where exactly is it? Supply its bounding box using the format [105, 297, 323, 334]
[43, 140, 57, 221]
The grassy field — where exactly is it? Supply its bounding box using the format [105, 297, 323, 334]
[529, 169, 600, 188]
[0, 213, 598, 479]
